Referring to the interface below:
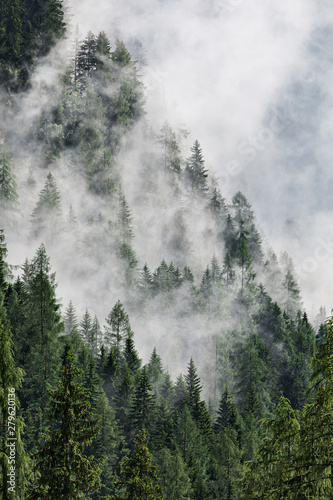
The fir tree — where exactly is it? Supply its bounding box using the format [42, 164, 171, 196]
[104, 300, 132, 354]
[236, 234, 253, 288]
[282, 269, 302, 318]
[0, 319, 28, 500]
[184, 140, 209, 195]
[22, 0, 66, 59]
[118, 195, 134, 242]
[113, 429, 163, 499]
[158, 121, 182, 174]
[64, 300, 78, 335]
[31, 172, 62, 237]
[20, 244, 63, 401]
[80, 308, 92, 343]
[0, 148, 18, 207]
[222, 252, 235, 291]
[89, 315, 101, 356]
[28, 349, 102, 498]
[129, 367, 156, 432]
[77, 30, 97, 86]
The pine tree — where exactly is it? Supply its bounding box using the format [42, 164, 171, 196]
[113, 429, 163, 499]
[0, 319, 29, 500]
[0, 0, 23, 89]
[232, 192, 263, 264]
[66, 205, 78, 231]
[158, 121, 182, 174]
[118, 195, 134, 242]
[104, 300, 132, 354]
[129, 367, 155, 432]
[222, 253, 235, 292]
[295, 313, 333, 497]
[124, 337, 141, 374]
[22, 0, 66, 59]
[147, 347, 164, 390]
[185, 358, 212, 440]
[282, 269, 302, 318]
[80, 308, 92, 343]
[31, 172, 62, 237]
[184, 140, 209, 195]
[20, 244, 63, 401]
[0, 148, 18, 207]
[107, 39, 145, 147]
[64, 300, 78, 335]
[138, 264, 153, 302]
[96, 31, 111, 70]
[0, 230, 9, 296]
[155, 448, 192, 500]
[200, 267, 213, 299]
[236, 234, 253, 288]
[28, 349, 102, 498]
[215, 386, 240, 436]
[77, 30, 97, 85]
[89, 315, 101, 356]
[241, 395, 300, 499]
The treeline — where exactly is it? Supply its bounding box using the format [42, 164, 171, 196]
[0, 231, 330, 498]
[0, 0, 66, 89]
[0, 7, 331, 498]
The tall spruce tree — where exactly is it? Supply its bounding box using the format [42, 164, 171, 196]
[104, 300, 132, 355]
[0, 148, 18, 207]
[28, 349, 102, 498]
[20, 244, 63, 402]
[129, 367, 155, 432]
[184, 140, 209, 196]
[31, 173, 62, 237]
[113, 429, 163, 499]
[0, 319, 29, 500]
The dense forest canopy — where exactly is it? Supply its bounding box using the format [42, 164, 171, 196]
[0, 1, 332, 498]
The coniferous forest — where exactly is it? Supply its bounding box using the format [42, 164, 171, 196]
[0, 1, 332, 499]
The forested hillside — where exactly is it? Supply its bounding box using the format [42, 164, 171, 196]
[0, 1, 331, 498]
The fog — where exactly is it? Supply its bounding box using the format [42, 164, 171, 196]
[68, 0, 333, 313]
[2, 0, 333, 386]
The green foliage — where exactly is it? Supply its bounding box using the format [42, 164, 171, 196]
[129, 367, 155, 432]
[0, 148, 18, 207]
[31, 173, 62, 237]
[113, 429, 163, 499]
[19, 245, 63, 402]
[184, 140, 209, 195]
[0, 319, 29, 500]
[28, 349, 102, 498]
[105, 300, 132, 355]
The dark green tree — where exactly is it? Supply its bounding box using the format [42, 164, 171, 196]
[113, 429, 163, 499]
[21, 0, 66, 59]
[0, 319, 29, 500]
[104, 300, 132, 355]
[129, 367, 155, 432]
[20, 244, 63, 401]
[28, 349, 102, 498]
[222, 252, 236, 291]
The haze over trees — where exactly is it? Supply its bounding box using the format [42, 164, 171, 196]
[0, 1, 330, 498]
